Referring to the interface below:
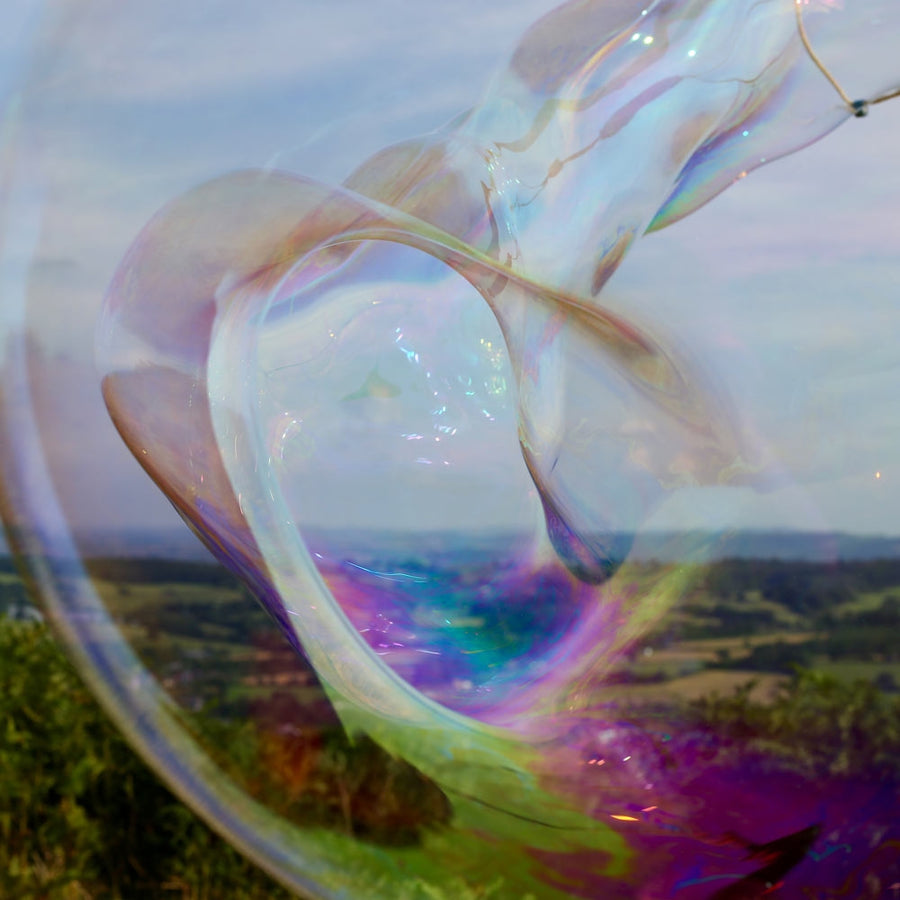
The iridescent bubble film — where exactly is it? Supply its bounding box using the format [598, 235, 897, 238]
[2, 0, 900, 897]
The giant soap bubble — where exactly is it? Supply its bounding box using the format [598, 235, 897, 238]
[2, 0, 900, 896]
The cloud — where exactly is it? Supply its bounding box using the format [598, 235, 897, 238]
[25, 344, 181, 531]
[0, 0, 44, 102]
[35, 0, 552, 106]
[13, 0, 560, 361]
[5, 0, 899, 537]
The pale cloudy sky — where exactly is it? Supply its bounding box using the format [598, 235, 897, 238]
[1, 0, 898, 542]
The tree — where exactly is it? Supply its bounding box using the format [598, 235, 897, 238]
[0, 618, 291, 899]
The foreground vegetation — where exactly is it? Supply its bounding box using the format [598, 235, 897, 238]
[0, 618, 292, 900]
[3, 551, 900, 897]
[687, 667, 900, 779]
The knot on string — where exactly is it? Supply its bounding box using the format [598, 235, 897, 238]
[794, 0, 899, 119]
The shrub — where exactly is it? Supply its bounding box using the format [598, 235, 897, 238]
[0, 619, 291, 899]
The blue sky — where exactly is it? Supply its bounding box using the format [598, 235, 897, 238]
[1, 0, 899, 539]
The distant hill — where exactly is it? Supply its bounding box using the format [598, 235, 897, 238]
[2, 527, 899, 564]
[632, 530, 900, 562]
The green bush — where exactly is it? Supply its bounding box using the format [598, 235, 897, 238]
[0, 618, 292, 899]
[689, 667, 900, 778]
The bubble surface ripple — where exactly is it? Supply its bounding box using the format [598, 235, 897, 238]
[95, 0, 899, 896]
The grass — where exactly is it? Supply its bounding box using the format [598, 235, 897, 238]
[816, 659, 900, 682]
[605, 669, 786, 704]
[833, 588, 900, 616]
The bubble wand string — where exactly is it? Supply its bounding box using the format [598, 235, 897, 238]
[795, 0, 900, 116]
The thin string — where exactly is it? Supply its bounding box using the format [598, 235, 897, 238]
[794, 0, 900, 118]
[794, 0, 854, 107]
[872, 85, 900, 106]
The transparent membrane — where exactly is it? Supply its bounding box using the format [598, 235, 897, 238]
[2, 1, 900, 897]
